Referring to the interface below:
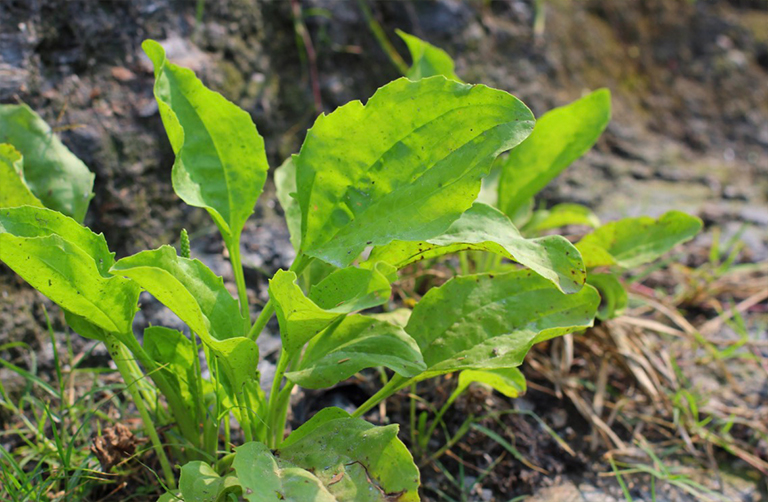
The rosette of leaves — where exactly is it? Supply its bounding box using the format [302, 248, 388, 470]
[0, 32, 702, 501]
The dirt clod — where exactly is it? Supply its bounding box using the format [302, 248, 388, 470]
[90, 423, 144, 472]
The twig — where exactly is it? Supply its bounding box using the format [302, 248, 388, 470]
[291, 0, 323, 113]
[590, 358, 610, 451]
[564, 388, 626, 450]
[618, 316, 686, 338]
[698, 288, 768, 337]
[608, 324, 660, 400]
[356, 0, 409, 75]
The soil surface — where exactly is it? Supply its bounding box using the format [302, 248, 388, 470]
[1, 0, 767, 500]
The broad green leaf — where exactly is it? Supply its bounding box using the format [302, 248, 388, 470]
[574, 242, 615, 269]
[404, 270, 599, 380]
[0, 104, 94, 222]
[270, 265, 396, 354]
[144, 326, 200, 416]
[277, 408, 420, 501]
[143, 40, 268, 243]
[0, 207, 138, 335]
[112, 246, 244, 339]
[497, 89, 611, 218]
[1, 236, 138, 335]
[587, 273, 628, 320]
[179, 461, 241, 502]
[269, 270, 342, 354]
[396, 30, 462, 82]
[63, 311, 107, 343]
[285, 315, 426, 389]
[278, 407, 351, 449]
[274, 157, 302, 251]
[306, 259, 339, 290]
[0, 144, 43, 209]
[0, 143, 23, 175]
[295, 76, 534, 267]
[508, 196, 535, 229]
[576, 211, 703, 269]
[457, 367, 526, 399]
[233, 442, 335, 502]
[204, 344, 262, 426]
[0, 206, 114, 276]
[309, 262, 395, 313]
[369, 308, 412, 328]
[524, 203, 601, 234]
[110, 246, 256, 395]
[366, 203, 586, 294]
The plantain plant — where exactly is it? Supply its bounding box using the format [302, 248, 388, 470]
[0, 34, 700, 501]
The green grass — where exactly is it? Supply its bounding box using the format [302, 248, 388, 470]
[0, 317, 167, 501]
[610, 440, 733, 502]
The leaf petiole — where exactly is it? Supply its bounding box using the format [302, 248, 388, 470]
[352, 375, 409, 418]
[266, 349, 292, 448]
[271, 381, 296, 448]
[119, 334, 201, 449]
[107, 335, 175, 490]
[248, 300, 274, 342]
[227, 236, 251, 332]
[420, 383, 464, 450]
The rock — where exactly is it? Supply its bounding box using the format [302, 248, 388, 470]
[740, 207, 768, 226]
[414, 0, 474, 36]
[110, 66, 135, 82]
[723, 185, 749, 201]
[527, 479, 619, 502]
[0, 31, 35, 100]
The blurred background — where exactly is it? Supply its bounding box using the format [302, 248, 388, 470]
[1, 1, 767, 500]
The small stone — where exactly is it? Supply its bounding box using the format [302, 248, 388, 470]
[110, 66, 135, 82]
[722, 185, 747, 201]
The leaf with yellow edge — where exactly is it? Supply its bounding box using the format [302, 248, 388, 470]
[0, 144, 43, 209]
